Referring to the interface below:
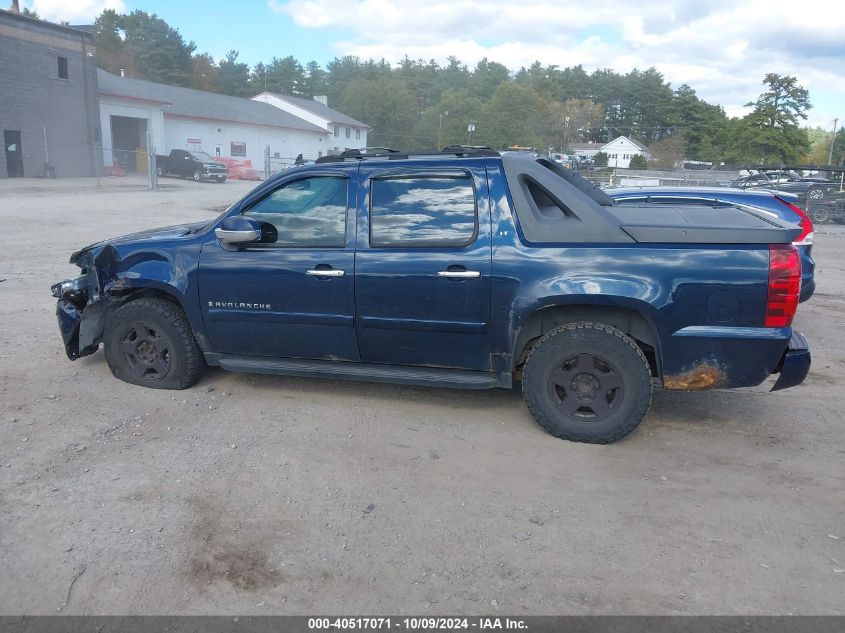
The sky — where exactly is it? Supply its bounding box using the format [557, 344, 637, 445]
[22, 0, 845, 131]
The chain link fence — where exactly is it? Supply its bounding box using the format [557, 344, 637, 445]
[580, 168, 736, 188]
[10, 138, 845, 226]
[4, 134, 161, 190]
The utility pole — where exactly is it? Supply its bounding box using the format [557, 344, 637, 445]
[828, 117, 839, 166]
[437, 110, 448, 149]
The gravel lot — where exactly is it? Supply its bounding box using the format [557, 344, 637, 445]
[1, 176, 843, 615]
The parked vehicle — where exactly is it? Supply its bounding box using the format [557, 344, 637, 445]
[155, 149, 228, 183]
[607, 187, 815, 302]
[576, 155, 594, 170]
[550, 153, 577, 169]
[807, 191, 845, 225]
[730, 171, 836, 201]
[52, 148, 810, 444]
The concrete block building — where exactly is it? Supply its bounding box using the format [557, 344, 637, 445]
[0, 9, 100, 178]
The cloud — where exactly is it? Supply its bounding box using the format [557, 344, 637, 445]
[270, 0, 845, 123]
[24, 0, 125, 23]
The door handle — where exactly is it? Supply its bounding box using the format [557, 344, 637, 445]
[307, 269, 345, 277]
[437, 270, 481, 279]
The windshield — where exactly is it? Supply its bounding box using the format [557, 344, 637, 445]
[191, 151, 217, 162]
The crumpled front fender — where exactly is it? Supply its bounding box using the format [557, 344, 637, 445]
[56, 297, 113, 360]
[57, 299, 85, 360]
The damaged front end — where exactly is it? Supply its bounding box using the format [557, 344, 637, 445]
[51, 246, 118, 360]
[51, 221, 204, 361]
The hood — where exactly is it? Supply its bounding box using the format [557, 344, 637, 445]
[70, 221, 209, 265]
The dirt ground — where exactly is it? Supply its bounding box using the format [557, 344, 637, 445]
[1, 176, 843, 615]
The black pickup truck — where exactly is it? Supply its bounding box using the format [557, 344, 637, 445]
[155, 149, 228, 183]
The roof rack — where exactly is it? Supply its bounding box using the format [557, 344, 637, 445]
[315, 145, 499, 164]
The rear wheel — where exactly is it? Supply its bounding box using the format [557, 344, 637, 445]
[810, 205, 831, 224]
[193, 170, 202, 182]
[522, 322, 653, 443]
[104, 298, 203, 389]
[156, 166, 164, 177]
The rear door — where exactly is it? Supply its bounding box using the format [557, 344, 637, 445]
[354, 162, 493, 370]
[170, 150, 193, 177]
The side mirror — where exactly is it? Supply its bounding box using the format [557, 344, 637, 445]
[215, 216, 261, 244]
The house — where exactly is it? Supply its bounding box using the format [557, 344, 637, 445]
[0, 9, 100, 178]
[600, 135, 651, 168]
[570, 136, 651, 168]
[569, 142, 604, 160]
[97, 70, 336, 173]
[251, 92, 370, 153]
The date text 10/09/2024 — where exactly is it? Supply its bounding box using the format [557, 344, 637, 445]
[308, 617, 528, 630]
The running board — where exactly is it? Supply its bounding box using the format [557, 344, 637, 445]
[205, 354, 509, 390]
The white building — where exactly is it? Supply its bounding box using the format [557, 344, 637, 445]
[599, 135, 651, 168]
[251, 91, 370, 154]
[570, 136, 651, 168]
[97, 70, 367, 174]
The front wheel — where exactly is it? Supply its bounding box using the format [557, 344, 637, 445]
[217, 176, 226, 183]
[522, 322, 653, 443]
[193, 170, 202, 182]
[104, 298, 204, 390]
[807, 187, 825, 201]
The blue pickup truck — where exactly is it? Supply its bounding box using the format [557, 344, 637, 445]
[51, 148, 810, 443]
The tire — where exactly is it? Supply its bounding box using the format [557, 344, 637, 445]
[103, 298, 203, 390]
[193, 170, 202, 182]
[217, 176, 226, 183]
[807, 187, 825, 201]
[810, 205, 831, 224]
[522, 322, 653, 443]
[156, 166, 164, 177]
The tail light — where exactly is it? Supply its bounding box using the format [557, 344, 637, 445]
[765, 244, 801, 328]
[775, 196, 813, 245]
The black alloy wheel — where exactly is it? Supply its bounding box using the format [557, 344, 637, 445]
[117, 322, 172, 382]
[548, 352, 623, 422]
[103, 298, 204, 390]
[522, 321, 653, 443]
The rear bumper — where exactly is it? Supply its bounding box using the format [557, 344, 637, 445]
[665, 326, 810, 390]
[771, 331, 811, 391]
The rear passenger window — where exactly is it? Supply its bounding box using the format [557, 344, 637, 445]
[370, 175, 477, 247]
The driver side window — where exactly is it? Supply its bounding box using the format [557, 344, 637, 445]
[244, 176, 348, 247]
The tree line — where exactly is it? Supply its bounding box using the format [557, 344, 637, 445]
[91, 9, 845, 167]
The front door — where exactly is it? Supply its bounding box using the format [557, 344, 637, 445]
[354, 163, 493, 370]
[198, 171, 359, 360]
[4, 131, 23, 177]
